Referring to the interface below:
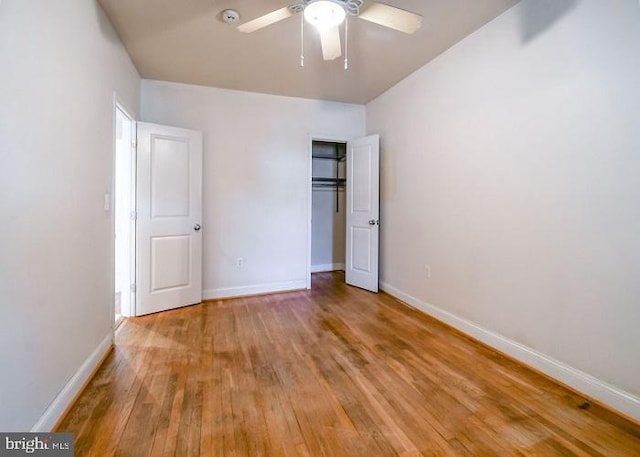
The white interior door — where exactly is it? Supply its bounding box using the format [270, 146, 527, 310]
[136, 122, 203, 315]
[346, 134, 380, 292]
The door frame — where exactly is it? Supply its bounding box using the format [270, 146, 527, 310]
[306, 133, 350, 289]
[111, 94, 137, 327]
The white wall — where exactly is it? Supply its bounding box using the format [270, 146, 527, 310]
[367, 0, 640, 418]
[0, 0, 140, 430]
[140, 80, 364, 298]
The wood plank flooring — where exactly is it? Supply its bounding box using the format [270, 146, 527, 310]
[58, 272, 640, 456]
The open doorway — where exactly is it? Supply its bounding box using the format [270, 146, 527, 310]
[307, 134, 381, 292]
[114, 103, 136, 324]
[309, 139, 347, 284]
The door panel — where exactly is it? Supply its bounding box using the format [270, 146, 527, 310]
[151, 235, 191, 291]
[351, 227, 371, 272]
[151, 137, 190, 217]
[352, 147, 373, 212]
[346, 134, 380, 292]
[137, 122, 203, 315]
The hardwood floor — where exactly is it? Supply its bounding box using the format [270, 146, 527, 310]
[58, 272, 640, 456]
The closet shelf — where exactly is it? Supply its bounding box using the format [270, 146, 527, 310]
[311, 143, 346, 161]
[312, 177, 346, 184]
[312, 178, 346, 190]
[312, 141, 346, 212]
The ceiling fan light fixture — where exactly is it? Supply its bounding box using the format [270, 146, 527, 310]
[304, 0, 346, 31]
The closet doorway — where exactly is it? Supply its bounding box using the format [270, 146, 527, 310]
[307, 134, 381, 292]
[309, 139, 347, 282]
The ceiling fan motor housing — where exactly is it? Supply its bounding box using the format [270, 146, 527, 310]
[290, 0, 364, 16]
[343, 0, 364, 15]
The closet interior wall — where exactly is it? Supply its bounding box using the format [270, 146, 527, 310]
[311, 141, 346, 273]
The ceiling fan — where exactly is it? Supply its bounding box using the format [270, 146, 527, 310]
[236, 0, 422, 64]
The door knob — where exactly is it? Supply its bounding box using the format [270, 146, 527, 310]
[369, 220, 376, 225]
[194, 224, 201, 231]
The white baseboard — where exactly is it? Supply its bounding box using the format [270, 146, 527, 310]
[380, 281, 640, 422]
[311, 263, 345, 273]
[31, 333, 113, 432]
[203, 279, 307, 300]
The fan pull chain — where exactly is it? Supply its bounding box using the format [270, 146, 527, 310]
[300, 12, 305, 67]
[344, 16, 349, 70]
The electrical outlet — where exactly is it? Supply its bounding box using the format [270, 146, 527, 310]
[236, 257, 244, 268]
[424, 264, 431, 279]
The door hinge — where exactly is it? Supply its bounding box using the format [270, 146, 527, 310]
[130, 211, 137, 221]
[132, 138, 137, 149]
[130, 283, 136, 293]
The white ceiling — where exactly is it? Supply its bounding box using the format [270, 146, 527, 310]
[99, 0, 518, 104]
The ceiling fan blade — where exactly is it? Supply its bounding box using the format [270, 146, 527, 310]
[358, 2, 422, 34]
[237, 7, 293, 33]
[319, 26, 342, 61]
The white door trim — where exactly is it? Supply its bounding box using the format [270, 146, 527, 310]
[111, 94, 136, 329]
[307, 134, 350, 289]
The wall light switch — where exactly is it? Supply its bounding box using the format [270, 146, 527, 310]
[104, 193, 111, 211]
